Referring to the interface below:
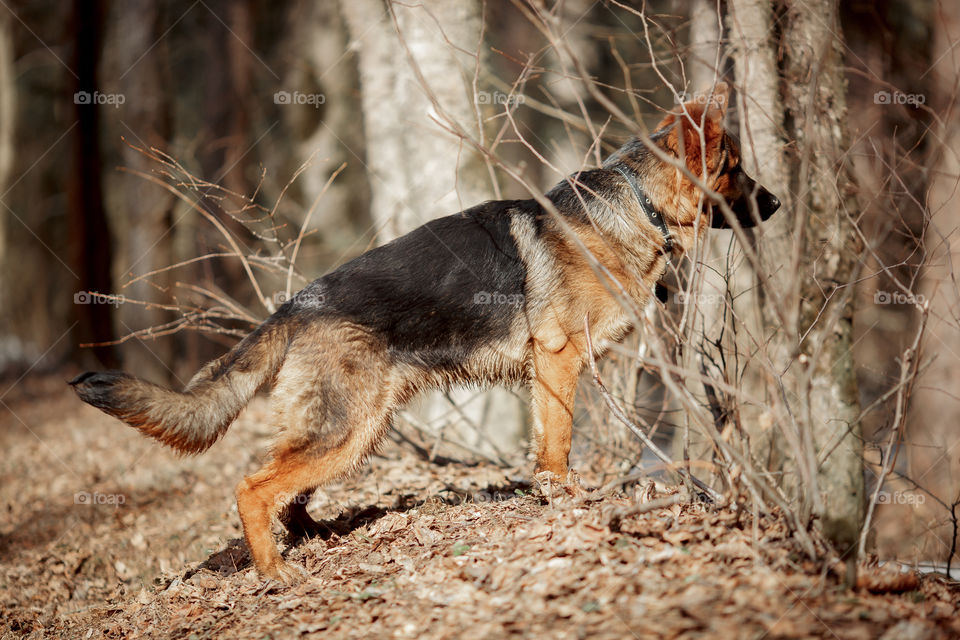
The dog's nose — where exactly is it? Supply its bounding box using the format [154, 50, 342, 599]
[762, 191, 780, 218]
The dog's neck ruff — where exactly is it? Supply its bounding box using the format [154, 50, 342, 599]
[613, 165, 674, 258]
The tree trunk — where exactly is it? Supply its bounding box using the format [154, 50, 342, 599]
[341, 0, 526, 456]
[687, 0, 722, 90]
[726, 0, 864, 562]
[720, 0, 792, 478]
[106, 0, 175, 383]
[279, 0, 370, 254]
[782, 0, 865, 558]
[676, 0, 728, 473]
[69, 0, 118, 368]
[340, 0, 488, 237]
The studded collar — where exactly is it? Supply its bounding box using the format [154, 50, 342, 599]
[613, 164, 674, 257]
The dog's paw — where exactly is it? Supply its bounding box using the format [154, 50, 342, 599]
[533, 470, 562, 501]
[262, 560, 309, 586]
[534, 469, 585, 501]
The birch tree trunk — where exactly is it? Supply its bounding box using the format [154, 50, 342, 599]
[782, 0, 865, 556]
[723, 0, 791, 472]
[279, 0, 370, 252]
[687, 0, 722, 90]
[340, 0, 487, 238]
[677, 0, 728, 469]
[726, 0, 864, 561]
[341, 0, 526, 456]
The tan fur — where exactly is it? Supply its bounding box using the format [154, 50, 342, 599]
[531, 339, 585, 475]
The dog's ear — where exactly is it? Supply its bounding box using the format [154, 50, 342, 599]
[655, 86, 727, 175]
[658, 103, 724, 174]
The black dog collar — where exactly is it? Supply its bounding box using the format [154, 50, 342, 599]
[613, 165, 674, 257]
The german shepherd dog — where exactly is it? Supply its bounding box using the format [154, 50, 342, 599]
[71, 84, 779, 582]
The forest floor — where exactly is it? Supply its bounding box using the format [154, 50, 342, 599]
[1, 375, 958, 639]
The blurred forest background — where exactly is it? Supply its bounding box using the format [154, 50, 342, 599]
[0, 0, 957, 571]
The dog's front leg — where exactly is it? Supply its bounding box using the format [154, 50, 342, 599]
[531, 340, 584, 477]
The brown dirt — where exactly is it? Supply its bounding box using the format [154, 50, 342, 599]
[1, 375, 958, 639]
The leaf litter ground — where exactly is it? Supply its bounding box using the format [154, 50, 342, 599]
[1, 376, 958, 639]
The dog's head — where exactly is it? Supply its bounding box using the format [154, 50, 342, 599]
[651, 83, 780, 232]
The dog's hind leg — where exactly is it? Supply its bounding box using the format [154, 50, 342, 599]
[235, 451, 323, 583]
[235, 415, 391, 582]
[235, 333, 397, 582]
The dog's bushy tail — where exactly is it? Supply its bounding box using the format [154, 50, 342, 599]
[70, 314, 294, 454]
